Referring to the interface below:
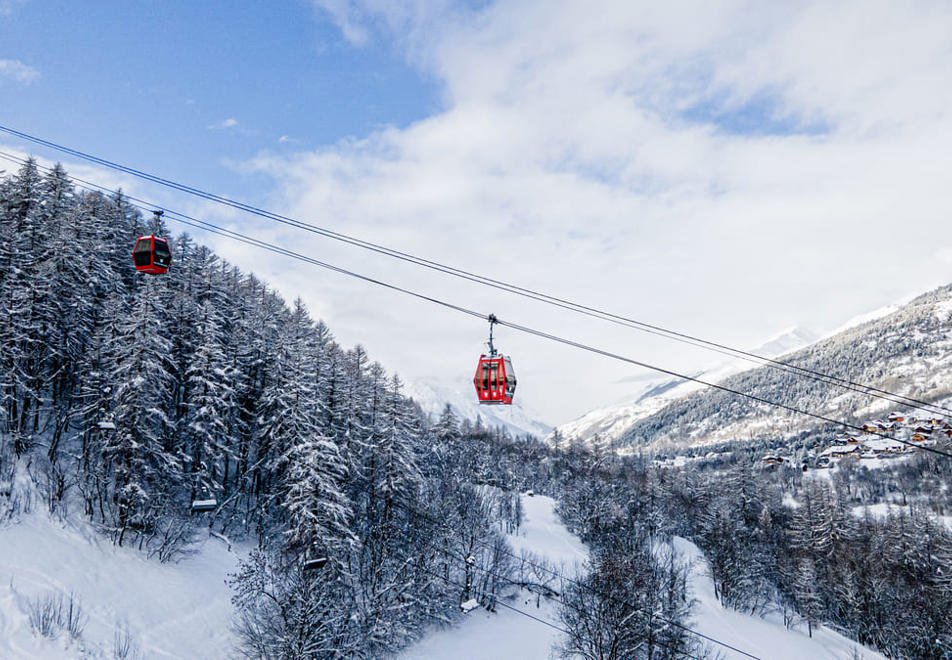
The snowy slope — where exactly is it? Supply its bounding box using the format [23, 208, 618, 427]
[401, 494, 886, 660]
[399, 595, 565, 660]
[399, 494, 584, 659]
[552, 327, 817, 446]
[672, 537, 886, 660]
[405, 379, 552, 439]
[0, 501, 241, 658]
[505, 494, 587, 567]
[0, 491, 890, 659]
[821, 294, 918, 340]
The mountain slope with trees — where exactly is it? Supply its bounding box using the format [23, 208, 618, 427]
[613, 286, 952, 451]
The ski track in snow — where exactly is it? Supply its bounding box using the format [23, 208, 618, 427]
[0, 506, 241, 659]
[505, 494, 587, 568]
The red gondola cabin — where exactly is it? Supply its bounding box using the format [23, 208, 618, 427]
[474, 354, 516, 405]
[133, 235, 172, 274]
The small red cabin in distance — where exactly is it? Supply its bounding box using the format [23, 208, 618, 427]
[474, 354, 516, 405]
[133, 235, 172, 274]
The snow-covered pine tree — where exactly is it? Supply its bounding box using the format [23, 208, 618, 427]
[256, 299, 351, 547]
[184, 297, 234, 504]
[0, 158, 51, 453]
[104, 275, 178, 546]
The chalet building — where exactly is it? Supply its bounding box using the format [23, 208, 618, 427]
[815, 445, 862, 468]
[861, 423, 879, 434]
[888, 412, 905, 423]
[913, 425, 934, 434]
[834, 435, 869, 446]
[864, 438, 906, 455]
[762, 455, 785, 466]
[912, 433, 930, 443]
[819, 445, 862, 460]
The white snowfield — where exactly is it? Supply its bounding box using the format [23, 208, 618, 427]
[850, 501, 952, 531]
[505, 493, 587, 567]
[0, 503, 240, 659]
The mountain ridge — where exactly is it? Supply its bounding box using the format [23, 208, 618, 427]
[550, 325, 819, 446]
[552, 284, 952, 452]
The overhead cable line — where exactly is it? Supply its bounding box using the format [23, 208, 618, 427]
[0, 151, 485, 323]
[419, 562, 703, 660]
[399, 496, 758, 659]
[3, 149, 951, 460]
[415, 563, 572, 635]
[1, 124, 951, 420]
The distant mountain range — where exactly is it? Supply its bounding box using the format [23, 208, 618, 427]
[552, 284, 952, 452]
[551, 326, 818, 446]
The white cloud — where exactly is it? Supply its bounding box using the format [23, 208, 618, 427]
[208, 117, 240, 130]
[0, 59, 39, 83]
[260, 0, 952, 425]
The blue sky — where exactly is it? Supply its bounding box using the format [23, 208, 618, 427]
[4, 1, 952, 426]
[0, 1, 439, 197]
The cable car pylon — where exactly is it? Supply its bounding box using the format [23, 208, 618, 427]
[473, 314, 517, 405]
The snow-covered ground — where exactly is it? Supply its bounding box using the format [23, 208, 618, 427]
[0, 501, 241, 658]
[1, 488, 891, 659]
[673, 536, 886, 660]
[505, 494, 587, 567]
[851, 501, 952, 531]
[402, 494, 887, 660]
[1, 490, 583, 660]
[400, 493, 584, 659]
[399, 591, 564, 660]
